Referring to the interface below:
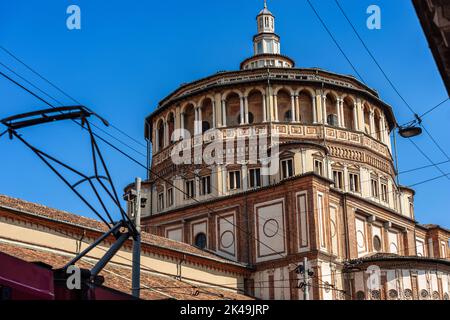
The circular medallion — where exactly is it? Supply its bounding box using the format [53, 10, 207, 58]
[388, 289, 398, 299]
[404, 289, 413, 299]
[420, 289, 429, 299]
[373, 235, 382, 252]
[220, 230, 235, 249]
[263, 219, 279, 238]
[371, 290, 381, 300]
[432, 291, 440, 300]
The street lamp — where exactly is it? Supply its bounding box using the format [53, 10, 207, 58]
[398, 125, 422, 138]
[398, 114, 423, 138]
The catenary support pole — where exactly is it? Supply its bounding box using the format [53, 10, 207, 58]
[303, 257, 309, 300]
[132, 177, 142, 298]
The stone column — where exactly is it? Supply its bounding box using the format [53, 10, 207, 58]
[210, 166, 218, 197]
[312, 95, 318, 123]
[155, 127, 159, 152]
[242, 163, 248, 191]
[337, 98, 342, 127]
[343, 164, 349, 192]
[353, 102, 359, 131]
[164, 121, 169, 146]
[176, 176, 185, 206]
[175, 105, 181, 131]
[379, 116, 385, 143]
[369, 110, 375, 138]
[262, 162, 269, 187]
[194, 169, 200, 197]
[194, 108, 202, 135]
[273, 94, 279, 122]
[291, 94, 296, 122]
[211, 100, 216, 129]
[214, 93, 222, 127]
[340, 99, 345, 128]
[240, 96, 245, 125]
[198, 107, 202, 134]
[244, 96, 249, 124]
[322, 95, 327, 124]
[262, 94, 267, 122]
[295, 95, 300, 123]
[180, 112, 185, 139]
[222, 165, 228, 194]
[221, 99, 227, 127]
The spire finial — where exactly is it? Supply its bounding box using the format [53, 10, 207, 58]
[264, 0, 267, 9]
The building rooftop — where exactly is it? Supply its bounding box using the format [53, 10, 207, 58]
[0, 242, 250, 300]
[0, 194, 249, 269]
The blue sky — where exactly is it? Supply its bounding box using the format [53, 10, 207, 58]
[0, 0, 449, 227]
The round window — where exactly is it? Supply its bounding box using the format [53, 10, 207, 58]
[373, 235, 382, 252]
[194, 233, 207, 250]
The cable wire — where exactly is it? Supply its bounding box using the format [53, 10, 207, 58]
[0, 45, 147, 149]
[305, 0, 365, 83]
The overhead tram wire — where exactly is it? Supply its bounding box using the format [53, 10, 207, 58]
[0, 63, 147, 159]
[419, 125, 450, 163]
[408, 138, 450, 180]
[419, 98, 450, 119]
[399, 159, 450, 175]
[309, 0, 449, 181]
[333, 0, 450, 174]
[333, 0, 415, 116]
[304, 0, 365, 83]
[0, 45, 147, 150]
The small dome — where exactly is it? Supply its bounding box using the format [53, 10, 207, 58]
[258, 7, 273, 15]
[258, 0, 273, 16]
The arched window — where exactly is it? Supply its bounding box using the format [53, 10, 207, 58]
[374, 110, 382, 141]
[194, 233, 207, 249]
[225, 93, 241, 127]
[201, 98, 214, 131]
[298, 91, 313, 124]
[277, 90, 291, 122]
[326, 94, 338, 126]
[343, 97, 355, 130]
[183, 104, 195, 137]
[363, 104, 371, 135]
[247, 90, 264, 123]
